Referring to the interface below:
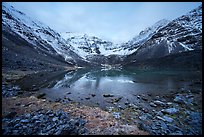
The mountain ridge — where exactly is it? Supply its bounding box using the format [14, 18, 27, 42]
[2, 3, 202, 69]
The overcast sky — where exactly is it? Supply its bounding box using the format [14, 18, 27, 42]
[8, 2, 201, 44]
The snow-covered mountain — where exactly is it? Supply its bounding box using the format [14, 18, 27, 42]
[60, 32, 130, 66]
[60, 31, 138, 58]
[60, 19, 170, 58]
[125, 5, 202, 63]
[120, 19, 170, 51]
[2, 3, 89, 66]
[2, 3, 202, 68]
[60, 32, 117, 57]
[59, 19, 171, 64]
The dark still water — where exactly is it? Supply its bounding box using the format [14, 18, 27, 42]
[16, 68, 202, 110]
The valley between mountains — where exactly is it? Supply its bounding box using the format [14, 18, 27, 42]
[2, 3, 202, 135]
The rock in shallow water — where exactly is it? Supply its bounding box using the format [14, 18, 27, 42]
[37, 93, 46, 99]
[85, 97, 90, 100]
[124, 101, 130, 105]
[103, 94, 114, 97]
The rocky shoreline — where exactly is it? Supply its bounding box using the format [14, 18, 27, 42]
[106, 87, 202, 135]
[2, 95, 149, 135]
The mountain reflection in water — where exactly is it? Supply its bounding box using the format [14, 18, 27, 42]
[36, 68, 201, 110]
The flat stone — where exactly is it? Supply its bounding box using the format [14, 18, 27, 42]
[139, 113, 152, 121]
[169, 130, 183, 135]
[153, 100, 165, 106]
[156, 116, 166, 121]
[52, 117, 58, 122]
[150, 102, 157, 107]
[173, 95, 185, 104]
[20, 119, 29, 123]
[162, 116, 174, 123]
[166, 102, 173, 106]
[156, 111, 164, 116]
[46, 110, 52, 115]
[32, 115, 39, 120]
[161, 108, 179, 115]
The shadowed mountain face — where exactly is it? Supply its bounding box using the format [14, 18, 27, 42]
[2, 25, 74, 71]
[123, 50, 202, 70]
[2, 3, 202, 69]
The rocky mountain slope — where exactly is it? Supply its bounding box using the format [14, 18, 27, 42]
[119, 19, 171, 52]
[2, 3, 90, 69]
[2, 26, 70, 71]
[124, 5, 202, 64]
